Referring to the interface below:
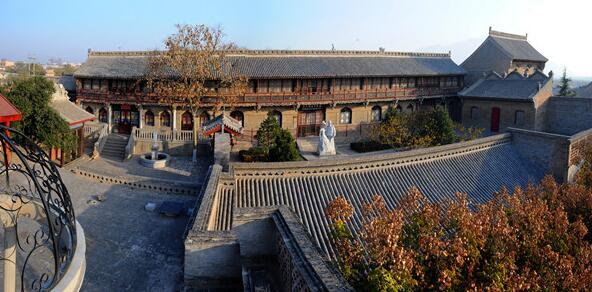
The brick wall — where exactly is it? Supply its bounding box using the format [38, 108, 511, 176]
[544, 97, 592, 135]
[508, 128, 570, 183]
[462, 99, 535, 133]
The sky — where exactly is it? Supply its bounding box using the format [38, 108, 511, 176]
[1, 0, 591, 77]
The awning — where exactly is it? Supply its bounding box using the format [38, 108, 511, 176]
[0, 93, 22, 124]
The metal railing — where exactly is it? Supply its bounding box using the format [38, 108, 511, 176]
[0, 125, 78, 291]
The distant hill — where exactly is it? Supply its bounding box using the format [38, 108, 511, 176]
[576, 82, 592, 97]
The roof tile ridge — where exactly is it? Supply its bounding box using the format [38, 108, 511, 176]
[87, 49, 452, 58]
[226, 49, 451, 58]
[489, 29, 528, 41]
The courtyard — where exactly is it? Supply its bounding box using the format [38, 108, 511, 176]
[60, 155, 211, 291]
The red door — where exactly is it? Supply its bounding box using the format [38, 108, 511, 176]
[491, 107, 500, 132]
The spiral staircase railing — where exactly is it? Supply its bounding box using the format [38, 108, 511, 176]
[0, 125, 80, 291]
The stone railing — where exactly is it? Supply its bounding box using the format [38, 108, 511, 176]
[133, 127, 210, 143]
[89, 123, 109, 159]
[125, 126, 137, 159]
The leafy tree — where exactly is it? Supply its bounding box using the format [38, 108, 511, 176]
[372, 107, 466, 149]
[52, 64, 78, 76]
[268, 129, 300, 162]
[371, 108, 410, 148]
[9, 63, 46, 76]
[558, 68, 577, 97]
[256, 114, 282, 153]
[145, 24, 248, 162]
[4, 76, 74, 150]
[326, 178, 592, 290]
[422, 107, 457, 145]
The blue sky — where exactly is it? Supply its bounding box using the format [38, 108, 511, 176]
[1, 0, 591, 77]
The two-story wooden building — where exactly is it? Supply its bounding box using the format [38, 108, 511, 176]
[74, 49, 466, 138]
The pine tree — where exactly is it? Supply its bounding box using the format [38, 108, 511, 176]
[256, 114, 281, 153]
[558, 68, 576, 97]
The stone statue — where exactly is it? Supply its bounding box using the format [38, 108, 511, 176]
[318, 121, 337, 156]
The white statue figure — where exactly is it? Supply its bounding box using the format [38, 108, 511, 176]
[318, 121, 337, 156]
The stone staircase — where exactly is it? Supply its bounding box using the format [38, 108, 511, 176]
[101, 134, 129, 160]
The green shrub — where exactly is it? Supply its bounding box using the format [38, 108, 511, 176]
[256, 114, 281, 153]
[268, 129, 300, 162]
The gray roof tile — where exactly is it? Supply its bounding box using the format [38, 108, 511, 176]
[74, 50, 466, 79]
[207, 136, 544, 259]
[460, 72, 550, 100]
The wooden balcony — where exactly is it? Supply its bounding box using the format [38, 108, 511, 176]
[77, 86, 461, 106]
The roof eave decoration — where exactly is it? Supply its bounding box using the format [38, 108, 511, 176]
[201, 114, 244, 137]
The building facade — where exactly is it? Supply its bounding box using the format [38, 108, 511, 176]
[458, 29, 552, 133]
[74, 50, 466, 139]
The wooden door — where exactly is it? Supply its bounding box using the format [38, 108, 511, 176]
[297, 110, 324, 137]
[491, 107, 500, 132]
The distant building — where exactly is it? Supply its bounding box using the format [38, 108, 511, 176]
[458, 29, 552, 133]
[461, 28, 548, 86]
[0, 59, 16, 68]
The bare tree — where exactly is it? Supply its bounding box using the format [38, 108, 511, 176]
[145, 24, 248, 162]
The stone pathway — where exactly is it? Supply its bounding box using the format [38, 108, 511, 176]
[60, 169, 196, 291]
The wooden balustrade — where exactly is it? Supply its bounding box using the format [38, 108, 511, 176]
[78, 86, 460, 105]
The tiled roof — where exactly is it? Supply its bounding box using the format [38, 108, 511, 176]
[203, 135, 544, 259]
[488, 30, 547, 62]
[0, 93, 22, 123]
[459, 71, 550, 100]
[50, 83, 95, 127]
[74, 50, 466, 79]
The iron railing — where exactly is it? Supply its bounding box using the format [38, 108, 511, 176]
[0, 125, 77, 291]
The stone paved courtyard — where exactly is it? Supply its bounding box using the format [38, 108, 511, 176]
[59, 168, 198, 291]
[73, 154, 211, 184]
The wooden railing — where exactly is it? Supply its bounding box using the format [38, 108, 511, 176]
[78, 87, 460, 105]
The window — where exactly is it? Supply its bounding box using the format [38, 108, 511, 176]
[514, 110, 525, 126]
[199, 112, 210, 127]
[371, 106, 382, 122]
[144, 110, 155, 126]
[340, 107, 352, 124]
[160, 111, 171, 127]
[83, 79, 91, 90]
[230, 110, 244, 127]
[249, 80, 258, 93]
[85, 106, 94, 114]
[270, 110, 282, 127]
[98, 108, 108, 123]
[91, 79, 100, 90]
[470, 106, 480, 120]
[407, 78, 416, 88]
[181, 111, 193, 131]
[359, 79, 364, 90]
[406, 104, 414, 112]
[291, 79, 297, 92]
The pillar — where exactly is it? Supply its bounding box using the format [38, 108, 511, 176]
[3, 224, 16, 292]
[172, 106, 177, 131]
[138, 105, 144, 129]
[107, 103, 113, 133]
